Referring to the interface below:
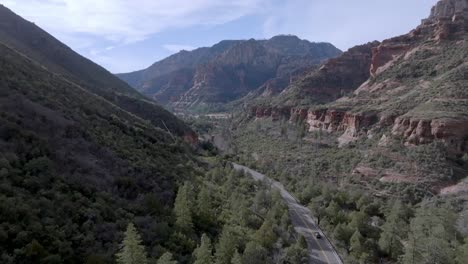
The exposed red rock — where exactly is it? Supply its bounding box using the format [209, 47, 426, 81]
[289, 107, 309, 122]
[391, 117, 468, 152]
[278, 42, 379, 105]
[306, 109, 378, 145]
[250, 106, 291, 121]
[370, 44, 410, 77]
[368, 0, 466, 78]
[183, 131, 199, 145]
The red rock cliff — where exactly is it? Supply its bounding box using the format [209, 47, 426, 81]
[392, 117, 468, 152]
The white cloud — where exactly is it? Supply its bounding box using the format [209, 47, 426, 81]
[163, 44, 196, 53]
[2, 0, 265, 44]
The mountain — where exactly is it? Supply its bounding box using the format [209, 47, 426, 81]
[117, 35, 342, 112]
[245, 0, 468, 193]
[0, 4, 195, 140]
[0, 5, 199, 263]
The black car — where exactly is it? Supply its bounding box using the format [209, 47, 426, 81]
[314, 232, 322, 239]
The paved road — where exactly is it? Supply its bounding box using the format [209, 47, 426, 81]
[232, 163, 343, 264]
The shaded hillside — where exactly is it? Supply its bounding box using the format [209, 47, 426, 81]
[117, 35, 341, 112]
[0, 39, 196, 262]
[0, 4, 194, 138]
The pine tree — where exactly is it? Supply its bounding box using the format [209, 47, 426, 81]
[283, 237, 309, 264]
[197, 186, 213, 224]
[456, 237, 468, 264]
[378, 200, 407, 260]
[174, 183, 193, 232]
[115, 223, 148, 264]
[157, 252, 177, 264]
[215, 227, 236, 264]
[349, 230, 364, 259]
[242, 241, 268, 264]
[230, 250, 242, 264]
[402, 205, 458, 264]
[254, 219, 277, 249]
[193, 234, 213, 264]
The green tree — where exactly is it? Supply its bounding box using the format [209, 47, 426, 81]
[283, 237, 308, 264]
[197, 185, 213, 224]
[333, 223, 353, 250]
[349, 230, 364, 259]
[379, 200, 408, 260]
[116, 223, 148, 264]
[402, 205, 458, 264]
[348, 211, 368, 234]
[242, 241, 268, 264]
[157, 252, 177, 264]
[174, 183, 193, 232]
[230, 250, 242, 264]
[215, 227, 237, 264]
[309, 197, 326, 225]
[456, 237, 468, 264]
[193, 234, 213, 264]
[254, 219, 277, 249]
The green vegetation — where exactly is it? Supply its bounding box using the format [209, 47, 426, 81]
[218, 115, 468, 263]
[116, 223, 148, 264]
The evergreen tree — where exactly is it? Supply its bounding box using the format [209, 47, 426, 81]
[402, 205, 458, 264]
[215, 227, 237, 264]
[349, 230, 364, 259]
[283, 237, 309, 264]
[456, 237, 468, 264]
[157, 252, 177, 264]
[378, 200, 407, 260]
[333, 223, 353, 249]
[174, 183, 193, 232]
[348, 210, 368, 234]
[230, 250, 242, 264]
[115, 223, 148, 264]
[242, 241, 268, 264]
[254, 219, 277, 249]
[197, 185, 213, 224]
[193, 234, 213, 264]
[309, 197, 326, 225]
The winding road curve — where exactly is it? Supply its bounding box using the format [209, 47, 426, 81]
[232, 163, 343, 264]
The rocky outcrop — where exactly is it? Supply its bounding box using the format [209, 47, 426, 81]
[419, 0, 466, 40]
[368, 0, 466, 78]
[370, 44, 411, 77]
[427, 0, 467, 21]
[391, 117, 468, 152]
[250, 106, 291, 121]
[306, 109, 378, 145]
[278, 42, 379, 105]
[289, 108, 309, 123]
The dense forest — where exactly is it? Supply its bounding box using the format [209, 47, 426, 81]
[214, 115, 468, 264]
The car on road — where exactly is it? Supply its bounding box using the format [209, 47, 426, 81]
[314, 232, 322, 239]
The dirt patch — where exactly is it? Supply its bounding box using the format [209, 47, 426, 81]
[439, 182, 468, 196]
[379, 170, 419, 183]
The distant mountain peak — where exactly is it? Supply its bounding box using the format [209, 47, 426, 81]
[117, 36, 341, 112]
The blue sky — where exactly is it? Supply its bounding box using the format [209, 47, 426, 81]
[2, 0, 438, 73]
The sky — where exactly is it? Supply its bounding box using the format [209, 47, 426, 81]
[1, 0, 439, 73]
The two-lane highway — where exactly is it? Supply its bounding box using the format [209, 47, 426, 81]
[232, 163, 343, 264]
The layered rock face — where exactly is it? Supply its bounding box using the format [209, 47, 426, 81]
[369, 0, 466, 78]
[306, 109, 378, 137]
[392, 117, 468, 152]
[277, 41, 379, 105]
[250, 106, 292, 121]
